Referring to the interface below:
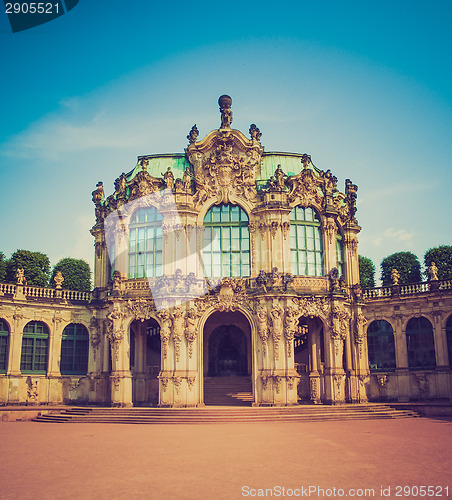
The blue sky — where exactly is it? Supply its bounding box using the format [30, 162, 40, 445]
[1, 0, 451, 284]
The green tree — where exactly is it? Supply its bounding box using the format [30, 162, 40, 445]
[358, 255, 376, 288]
[6, 250, 50, 287]
[424, 245, 452, 280]
[0, 252, 7, 282]
[380, 251, 421, 286]
[50, 258, 91, 291]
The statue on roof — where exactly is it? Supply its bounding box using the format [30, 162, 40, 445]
[249, 123, 262, 141]
[219, 95, 232, 128]
[162, 167, 174, 190]
[92, 181, 104, 205]
[187, 124, 199, 144]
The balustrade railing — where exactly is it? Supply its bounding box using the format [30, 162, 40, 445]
[0, 282, 92, 302]
[363, 279, 452, 299]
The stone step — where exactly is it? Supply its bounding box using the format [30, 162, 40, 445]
[33, 405, 421, 424]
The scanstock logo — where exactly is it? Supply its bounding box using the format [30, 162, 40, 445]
[4, 0, 79, 33]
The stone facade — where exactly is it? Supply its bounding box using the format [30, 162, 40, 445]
[0, 96, 451, 406]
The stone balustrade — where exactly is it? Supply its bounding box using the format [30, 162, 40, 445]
[0, 282, 92, 302]
[363, 279, 452, 300]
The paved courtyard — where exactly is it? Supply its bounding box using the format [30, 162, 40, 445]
[0, 417, 451, 499]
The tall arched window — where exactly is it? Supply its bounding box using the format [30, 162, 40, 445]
[290, 206, 323, 276]
[336, 230, 345, 277]
[60, 323, 89, 375]
[203, 204, 250, 278]
[406, 317, 436, 370]
[367, 320, 396, 372]
[445, 315, 452, 367]
[21, 321, 49, 373]
[0, 319, 9, 373]
[128, 207, 163, 278]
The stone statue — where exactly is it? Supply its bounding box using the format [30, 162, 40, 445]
[92, 181, 104, 205]
[257, 306, 268, 343]
[274, 165, 287, 190]
[162, 167, 174, 190]
[427, 262, 438, 281]
[249, 123, 262, 141]
[187, 124, 199, 144]
[218, 95, 232, 128]
[391, 268, 400, 285]
[54, 271, 64, 289]
[183, 167, 192, 192]
[16, 268, 25, 285]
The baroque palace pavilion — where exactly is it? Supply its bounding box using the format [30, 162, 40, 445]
[1, 96, 451, 407]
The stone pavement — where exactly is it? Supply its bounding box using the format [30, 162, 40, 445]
[0, 417, 451, 500]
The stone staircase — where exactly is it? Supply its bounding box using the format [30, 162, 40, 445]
[33, 404, 421, 424]
[203, 376, 253, 406]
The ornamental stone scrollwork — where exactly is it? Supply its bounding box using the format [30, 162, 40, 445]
[333, 374, 344, 398]
[26, 377, 39, 404]
[157, 310, 172, 360]
[173, 376, 182, 395]
[284, 306, 298, 357]
[273, 375, 282, 394]
[261, 374, 269, 390]
[128, 169, 162, 200]
[158, 374, 170, 391]
[344, 234, 358, 257]
[287, 376, 297, 391]
[171, 308, 185, 362]
[292, 296, 328, 319]
[322, 219, 336, 245]
[106, 304, 125, 361]
[286, 160, 323, 207]
[259, 222, 268, 240]
[187, 375, 196, 391]
[269, 303, 284, 360]
[127, 297, 156, 322]
[186, 97, 263, 206]
[256, 306, 269, 356]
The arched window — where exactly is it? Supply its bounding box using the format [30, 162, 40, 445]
[336, 230, 345, 277]
[128, 207, 163, 278]
[290, 206, 323, 276]
[406, 317, 436, 370]
[446, 315, 452, 367]
[0, 319, 9, 373]
[367, 320, 396, 372]
[203, 204, 250, 278]
[60, 323, 89, 375]
[21, 321, 49, 373]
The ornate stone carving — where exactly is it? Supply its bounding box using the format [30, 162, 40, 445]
[185, 307, 198, 358]
[249, 123, 262, 141]
[273, 375, 282, 394]
[281, 221, 290, 239]
[269, 303, 284, 360]
[187, 375, 196, 390]
[310, 378, 318, 401]
[427, 262, 438, 281]
[106, 304, 125, 361]
[16, 268, 25, 285]
[157, 310, 172, 360]
[330, 305, 350, 356]
[26, 377, 38, 403]
[284, 306, 298, 357]
[128, 170, 162, 200]
[270, 221, 279, 239]
[54, 271, 64, 289]
[89, 317, 102, 359]
[127, 297, 155, 322]
[292, 296, 328, 319]
[173, 376, 182, 395]
[391, 268, 400, 285]
[257, 306, 269, 355]
[219, 94, 232, 128]
[187, 124, 199, 144]
[322, 219, 336, 245]
[286, 161, 323, 207]
[172, 308, 185, 362]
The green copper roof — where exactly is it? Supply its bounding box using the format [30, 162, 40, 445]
[259, 152, 304, 181]
[128, 151, 305, 184]
[129, 154, 190, 181]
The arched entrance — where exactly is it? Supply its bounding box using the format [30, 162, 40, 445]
[294, 316, 324, 404]
[130, 318, 160, 406]
[203, 311, 253, 406]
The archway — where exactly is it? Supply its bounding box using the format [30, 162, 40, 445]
[130, 318, 160, 406]
[294, 316, 324, 403]
[203, 310, 253, 406]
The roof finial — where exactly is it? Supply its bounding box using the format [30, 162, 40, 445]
[218, 95, 232, 129]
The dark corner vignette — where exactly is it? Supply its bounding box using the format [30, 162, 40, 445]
[4, 0, 79, 33]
